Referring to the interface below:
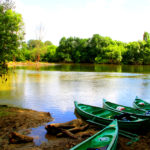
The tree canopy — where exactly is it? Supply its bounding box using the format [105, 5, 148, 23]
[0, 0, 24, 64]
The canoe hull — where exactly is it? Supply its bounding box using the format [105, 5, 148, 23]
[75, 101, 148, 132]
[103, 99, 149, 119]
[133, 97, 150, 111]
[71, 120, 118, 150]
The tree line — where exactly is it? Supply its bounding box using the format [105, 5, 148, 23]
[1, 0, 150, 66]
[15, 33, 150, 65]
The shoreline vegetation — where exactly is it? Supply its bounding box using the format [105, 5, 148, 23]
[4, 33, 150, 66]
[0, 105, 150, 150]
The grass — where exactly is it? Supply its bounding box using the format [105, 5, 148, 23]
[0, 107, 15, 117]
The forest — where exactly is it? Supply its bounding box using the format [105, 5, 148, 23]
[16, 33, 150, 65]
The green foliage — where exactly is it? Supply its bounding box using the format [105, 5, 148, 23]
[44, 40, 53, 46]
[52, 32, 150, 64]
[3, 24, 150, 65]
[42, 45, 57, 62]
[0, 4, 24, 63]
[27, 40, 44, 50]
[0, 110, 11, 117]
[0, 64, 8, 76]
[0, 107, 15, 117]
[143, 32, 150, 42]
[122, 41, 144, 64]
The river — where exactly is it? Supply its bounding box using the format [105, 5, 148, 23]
[0, 63, 150, 145]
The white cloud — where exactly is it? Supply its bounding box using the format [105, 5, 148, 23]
[15, 0, 150, 45]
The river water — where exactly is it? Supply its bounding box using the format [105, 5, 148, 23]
[0, 63, 150, 145]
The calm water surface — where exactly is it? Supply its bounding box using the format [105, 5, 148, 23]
[0, 64, 150, 145]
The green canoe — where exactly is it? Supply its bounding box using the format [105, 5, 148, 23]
[74, 101, 148, 132]
[103, 99, 150, 119]
[70, 120, 118, 150]
[133, 96, 150, 112]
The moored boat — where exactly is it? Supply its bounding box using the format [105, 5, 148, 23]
[70, 119, 118, 150]
[133, 96, 150, 112]
[103, 99, 150, 119]
[74, 101, 148, 132]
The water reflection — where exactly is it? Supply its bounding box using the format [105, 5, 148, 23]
[1, 64, 150, 145]
[9, 63, 150, 73]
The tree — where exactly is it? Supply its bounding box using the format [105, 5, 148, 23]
[42, 45, 57, 62]
[0, 0, 24, 64]
[88, 34, 113, 63]
[122, 42, 141, 64]
[56, 37, 72, 62]
[32, 23, 46, 62]
[44, 40, 52, 46]
[27, 40, 43, 50]
[143, 32, 150, 42]
[0, 0, 15, 10]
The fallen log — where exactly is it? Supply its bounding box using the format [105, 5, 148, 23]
[46, 119, 83, 129]
[61, 129, 77, 139]
[45, 119, 89, 138]
[68, 124, 89, 133]
[57, 124, 89, 138]
[9, 132, 33, 144]
[45, 119, 84, 134]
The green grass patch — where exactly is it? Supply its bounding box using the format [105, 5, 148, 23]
[0, 107, 15, 117]
[0, 111, 11, 117]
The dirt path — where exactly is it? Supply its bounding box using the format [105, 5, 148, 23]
[0, 105, 150, 150]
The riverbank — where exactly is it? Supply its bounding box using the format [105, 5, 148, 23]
[0, 105, 53, 150]
[0, 105, 150, 150]
[7, 61, 54, 67]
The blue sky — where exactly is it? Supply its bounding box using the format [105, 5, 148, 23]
[15, 0, 150, 45]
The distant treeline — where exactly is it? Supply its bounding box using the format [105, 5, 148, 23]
[14, 32, 150, 65]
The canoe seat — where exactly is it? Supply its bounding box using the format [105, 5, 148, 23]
[87, 145, 108, 150]
[91, 110, 103, 115]
[114, 113, 132, 121]
[94, 112, 112, 118]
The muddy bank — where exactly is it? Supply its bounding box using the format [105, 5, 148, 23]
[0, 105, 150, 150]
[0, 105, 53, 150]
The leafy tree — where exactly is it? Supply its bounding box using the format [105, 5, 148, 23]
[88, 34, 113, 63]
[27, 40, 43, 50]
[95, 45, 124, 64]
[143, 47, 150, 64]
[75, 38, 89, 63]
[44, 40, 52, 46]
[0, 0, 15, 10]
[27, 40, 46, 61]
[143, 32, 150, 42]
[0, 0, 24, 64]
[56, 37, 73, 62]
[122, 42, 142, 64]
[42, 45, 57, 62]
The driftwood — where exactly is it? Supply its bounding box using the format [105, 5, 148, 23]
[45, 119, 89, 138]
[9, 132, 33, 144]
[67, 124, 89, 133]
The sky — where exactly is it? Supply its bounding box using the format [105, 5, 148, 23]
[15, 0, 150, 45]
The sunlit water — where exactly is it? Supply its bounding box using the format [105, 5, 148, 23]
[0, 64, 150, 145]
